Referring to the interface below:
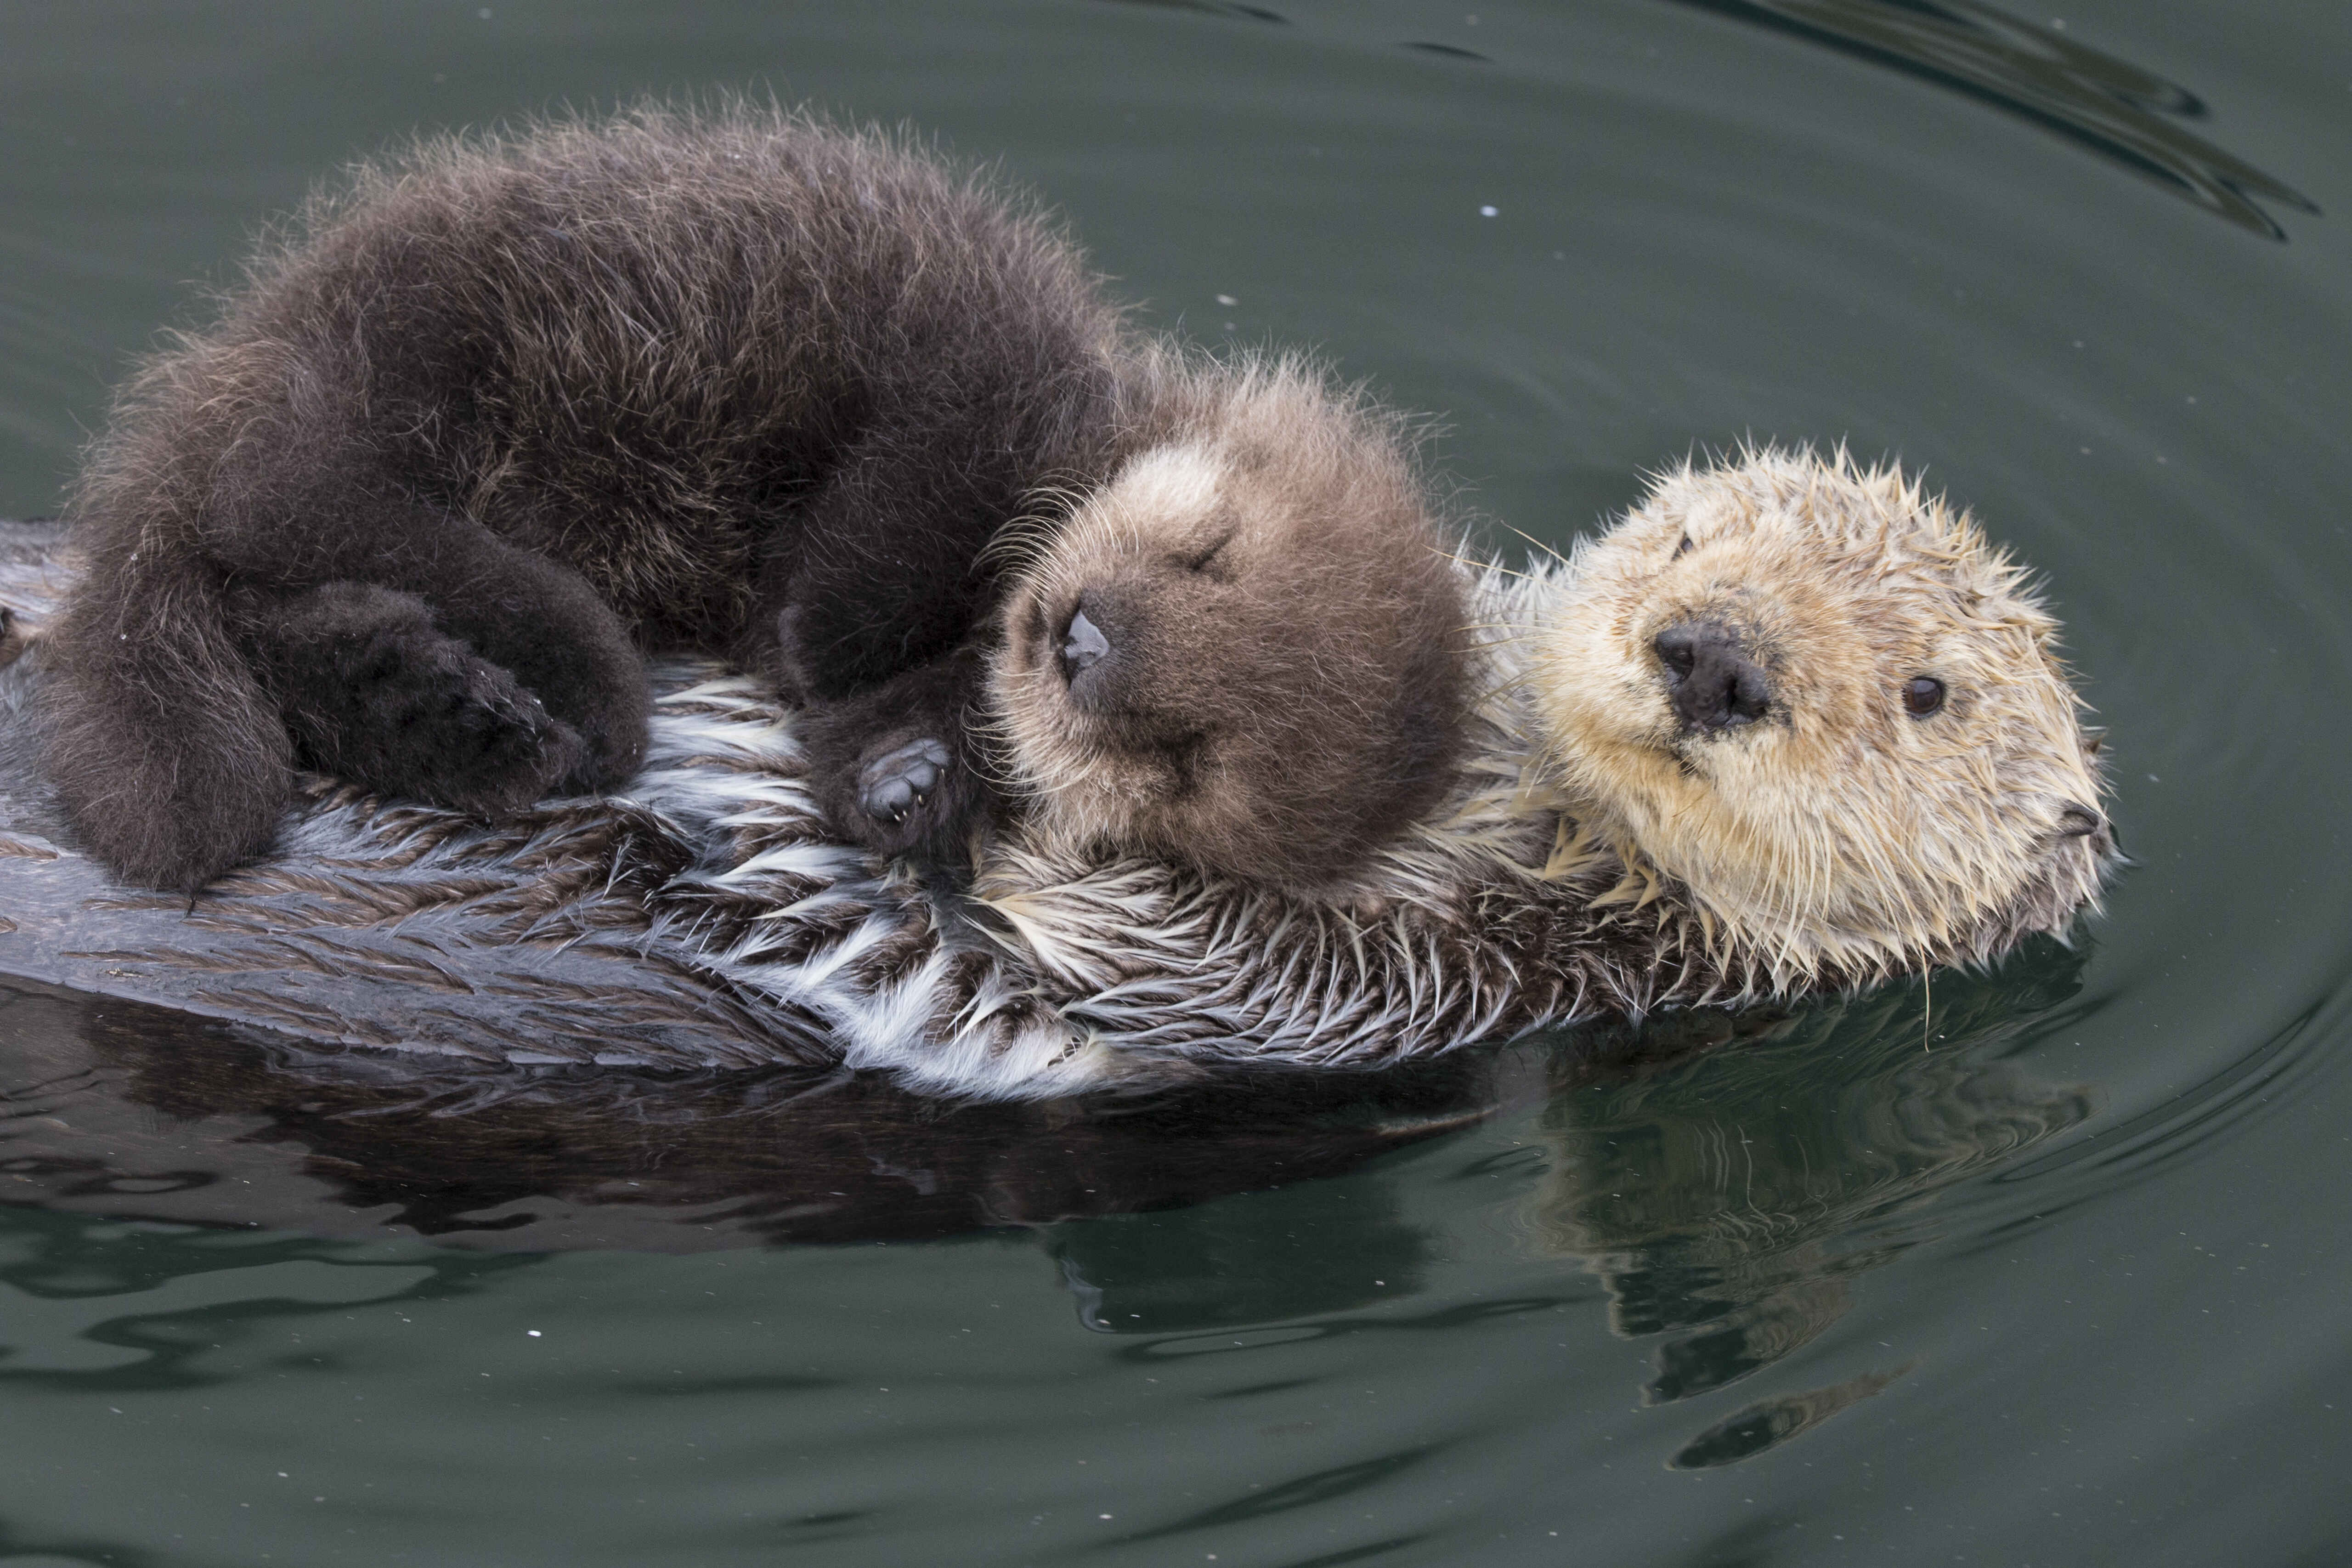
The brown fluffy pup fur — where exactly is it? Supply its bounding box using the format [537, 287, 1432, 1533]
[1529, 447, 2113, 978]
[990, 344, 1466, 891]
[42, 105, 1468, 896]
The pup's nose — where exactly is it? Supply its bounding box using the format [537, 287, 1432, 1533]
[1059, 605, 1112, 685]
[1653, 620, 1771, 732]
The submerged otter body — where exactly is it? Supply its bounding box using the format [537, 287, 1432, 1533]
[0, 452, 2116, 1098]
[43, 107, 1466, 899]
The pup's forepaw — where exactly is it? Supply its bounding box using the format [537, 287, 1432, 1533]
[856, 736, 954, 840]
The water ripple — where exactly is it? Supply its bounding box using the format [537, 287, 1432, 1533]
[1668, 0, 2318, 237]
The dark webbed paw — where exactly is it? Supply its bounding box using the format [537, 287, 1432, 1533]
[858, 737, 953, 826]
[441, 569, 647, 792]
[250, 580, 588, 816]
[409, 657, 589, 812]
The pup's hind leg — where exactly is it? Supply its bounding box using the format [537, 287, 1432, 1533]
[41, 570, 295, 894]
[239, 582, 588, 815]
[213, 500, 652, 794]
[385, 538, 650, 795]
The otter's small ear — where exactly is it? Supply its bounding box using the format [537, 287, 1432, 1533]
[2080, 725, 2108, 757]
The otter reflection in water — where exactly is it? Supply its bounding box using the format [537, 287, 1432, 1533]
[1521, 948, 2092, 1466]
[1035, 947, 2087, 1472]
[0, 975, 1510, 1253]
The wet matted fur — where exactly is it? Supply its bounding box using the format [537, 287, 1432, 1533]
[0, 450, 2116, 1099]
[1527, 446, 2116, 978]
[40, 104, 1468, 899]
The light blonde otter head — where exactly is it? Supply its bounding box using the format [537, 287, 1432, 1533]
[1532, 447, 2114, 979]
[989, 354, 1469, 895]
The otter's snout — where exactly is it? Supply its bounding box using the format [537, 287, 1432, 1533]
[1654, 621, 1770, 733]
[1057, 596, 1139, 711]
[1060, 606, 1111, 683]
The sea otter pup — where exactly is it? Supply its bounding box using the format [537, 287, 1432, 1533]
[40, 106, 1466, 898]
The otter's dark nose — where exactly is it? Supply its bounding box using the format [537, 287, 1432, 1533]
[1060, 606, 1111, 685]
[1654, 621, 1771, 732]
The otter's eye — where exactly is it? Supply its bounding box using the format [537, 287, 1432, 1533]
[1671, 534, 1695, 560]
[1903, 677, 1947, 717]
[1183, 534, 1233, 575]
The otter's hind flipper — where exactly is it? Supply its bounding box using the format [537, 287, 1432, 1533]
[372, 527, 651, 797]
[240, 581, 594, 818]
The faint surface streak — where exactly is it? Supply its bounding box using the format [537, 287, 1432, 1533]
[1669, 0, 2317, 237]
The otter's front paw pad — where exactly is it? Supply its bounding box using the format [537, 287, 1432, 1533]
[858, 737, 952, 825]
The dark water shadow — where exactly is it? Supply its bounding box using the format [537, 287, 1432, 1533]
[1402, 42, 1492, 62]
[0, 1517, 157, 1568]
[0, 976, 1528, 1253]
[1668, 1364, 1910, 1467]
[1667, 0, 2316, 238]
[1091, 0, 1290, 25]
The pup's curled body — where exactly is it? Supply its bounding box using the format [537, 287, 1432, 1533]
[45, 106, 1467, 896]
